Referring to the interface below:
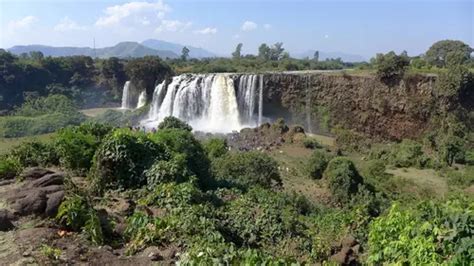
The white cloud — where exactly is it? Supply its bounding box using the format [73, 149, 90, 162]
[241, 21, 257, 31]
[7, 16, 38, 31]
[324, 34, 329, 39]
[54, 17, 86, 32]
[95, 1, 170, 27]
[155, 19, 192, 33]
[194, 27, 217, 35]
[263, 24, 272, 30]
[233, 34, 240, 39]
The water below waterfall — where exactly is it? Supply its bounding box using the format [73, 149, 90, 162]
[143, 73, 264, 133]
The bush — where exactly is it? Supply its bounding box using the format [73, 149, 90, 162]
[145, 154, 193, 189]
[15, 94, 79, 116]
[366, 159, 390, 180]
[324, 157, 364, 203]
[149, 128, 211, 188]
[158, 116, 192, 131]
[368, 198, 473, 264]
[9, 141, 59, 167]
[306, 150, 331, 179]
[390, 139, 425, 168]
[0, 156, 21, 180]
[56, 123, 113, 174]
[0, 112, 86, 138]
[303, 137, 322, 149]
[202, 138, 228, 159]
[212, 151, 281, 189]
[93, 106, 150, 127]
[90, 129, 167, 193]
[374, 51, 409, 85]
[56, 194, 104, 245]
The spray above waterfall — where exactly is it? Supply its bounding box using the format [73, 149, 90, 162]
[143, 73, 265, 133]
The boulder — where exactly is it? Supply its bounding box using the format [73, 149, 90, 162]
[45, 190, 65, 217]
[11, 190, 47, 216]
[28, 173, 64, 188]
[0, 209, 15, 231]
[20, 167, 53, 180]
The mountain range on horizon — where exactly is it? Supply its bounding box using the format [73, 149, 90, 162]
[7, 39, 367, 62]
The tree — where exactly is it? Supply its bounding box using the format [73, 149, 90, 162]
[232, 43, 243, 59]
[125, 56, 174, 97]
[269, 42, 285, 60]
[313, 51, 319, 62]
[374, 51, 410, 85]
[425, 40, 472, 67]
[258, 43, 271, 60]
[181, 46, 190, 61]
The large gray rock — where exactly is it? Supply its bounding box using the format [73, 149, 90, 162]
[20, 167, 53, 180]
[28, 173, 64, 188]
[45, 190, 65, 217]
[11, 190, 47, 216]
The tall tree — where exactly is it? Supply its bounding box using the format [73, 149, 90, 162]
[181, 46, 190, 61]
[232, 43, 243, 59]
[258, 43, 271, 60]
[425, 40, 472, 67]
[313, 51, 319, 62]
[270, 42, 285, 60]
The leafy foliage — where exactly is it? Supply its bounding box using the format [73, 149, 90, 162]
[0, 155, 21, 179]
[55, 122, 112, 173]
[324, 157, 364, 203]
[202, 138, 228, 159]
[212, 151, 281, 189]
[374, 51, 409, 85]
[157, 116, 193, 131]
[368, 198, 473, 264]
[306, 150, 331, 179]
[425, 40, 473, 67]
[8, 141, 59, 167]
[144, 154, 193, 188]
[90, 129, 167, 193]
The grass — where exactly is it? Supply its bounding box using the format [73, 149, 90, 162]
[305, 133, 335, 147]
[0, 133, 55, 155]
[80, 107, 119, 118]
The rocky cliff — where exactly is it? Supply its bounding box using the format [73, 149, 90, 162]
[260, 72, 440, 141]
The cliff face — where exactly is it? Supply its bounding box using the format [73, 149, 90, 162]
[261, 73, 439, 141]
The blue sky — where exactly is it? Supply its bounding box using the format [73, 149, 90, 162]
[0, 0, 472, 59]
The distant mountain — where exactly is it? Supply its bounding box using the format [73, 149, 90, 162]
[142, 39, 217, 58]
[294, 50, 367, 62]
[8, 42, 179, 59]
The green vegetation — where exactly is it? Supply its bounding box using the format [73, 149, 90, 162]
[324, 157, 364, 204]
[212, 151, 281, 189]
[157, 116, 193, 131]
[306, 149, 331, 179]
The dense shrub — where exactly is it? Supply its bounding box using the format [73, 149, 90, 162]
[202, 138, 228, 159]
[306, 150, 331, 179]
[218, 187, 307, 248]
[390, 139, 425, 168]
[9, 141, 59, 167]
[374, 51, 409, 85]
[438, 134, 466, 166]
[90, 129, 167, 193]
[15, 94, 79, 116]
[144, 154, 193, 189]
[56, 123, 113, 173]
[93, 106, 150, 127]
[368, 198, 473, 264]
[0, 156, 21, 179]
[149, 128, 211, 188]
[302, 137, 322, 149]
[212, 151, 281, 189]
[158, 116, 193, 131]
[0, 112, 86, 138]
[324, 157, 364, 203]
[366, 159, 390, 180]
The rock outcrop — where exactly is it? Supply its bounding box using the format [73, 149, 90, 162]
[262, 73, 441, 141]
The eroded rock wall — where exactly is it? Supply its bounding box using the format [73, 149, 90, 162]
[262, 73, 438, 141]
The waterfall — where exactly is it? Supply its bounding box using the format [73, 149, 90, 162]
[237, 75, 257, 125]
[258, 75, 263, 126]
[136, 91, 147, 109]
[144, 73, 251, 133]
[121, 81, 133, 109]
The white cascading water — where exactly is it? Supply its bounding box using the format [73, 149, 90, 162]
[258, 74, 264, 126]
[121, 81, 133, 109]
[143, 73, 264, 133]
[136, 91, 147, 109]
